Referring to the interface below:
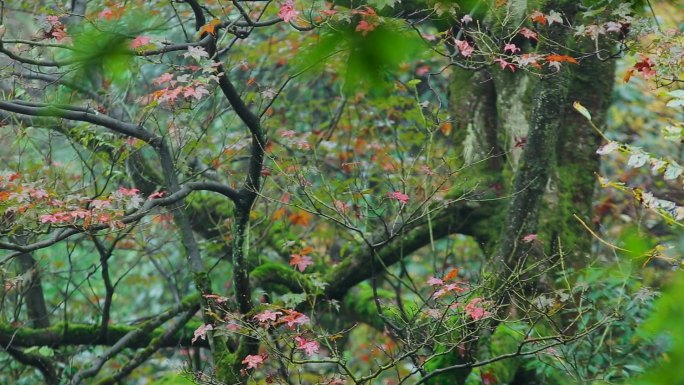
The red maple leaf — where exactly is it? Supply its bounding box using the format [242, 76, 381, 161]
[290, 253, 314, 272]
[481, 370, 497, 385]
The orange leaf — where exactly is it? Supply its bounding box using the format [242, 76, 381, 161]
[288, 211, 312, 226]
[300, 246, 314, 255]
[199, 18, 221, 36]
[545, 54, 578, 64]
[273, 207, 287, 220]
[83, 215, 92, 229]
[444, 268, 459, 281]
[623, 68, 634, 83]
[439, 122, 453, 136]
[530, 11, 547, 25]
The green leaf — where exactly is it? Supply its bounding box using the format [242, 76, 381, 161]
[38, 346, 54, 357]
[666, 99, 684, 108]
[280, 292, 307, 308]
[666, 90, 684, 107]
[624, 365, 645, 373]
[666, 90, 684, 99]
[156, 373, 196, 385]
[24, 346, 38, 354]
[298, 22, 424, 95]
[368, 0, 400, 9]
[637, 272, 684, 385]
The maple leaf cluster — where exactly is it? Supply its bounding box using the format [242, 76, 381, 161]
[295, 336, 320, 356]
[290, 253, 314, 272]
[450, 7, 636, 75]
[387, 191, 409, 204]
[192, 323, 214, 344]
[43, 15, 69, 42]
[97, 6, 125, 21]
[428, 269, 468, 299]
[140, 57, 219, 106]
[352, 6, 379, 36]
[462, 298, 492, 320]
[0, 173, 166, 231]
[130, 35, 152, 50]
[278, 0, 299, 23]
[454, 39, 474, 57]
[252, 308, 311, 329]
[242, 354, 266, 370]
[624, 55, 656, 83]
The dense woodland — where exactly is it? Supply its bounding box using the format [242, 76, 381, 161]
[0, 0, 683, 384]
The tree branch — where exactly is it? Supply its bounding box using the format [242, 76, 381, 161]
[324, 202, 497, 300]
[0, 100, 160, 145]
[4, 346, 59, 385]
[0, 320, 204, 349]
[69, 297, 200, 384]
[92, 308, 199, 385]
[0, 182, 230, 261]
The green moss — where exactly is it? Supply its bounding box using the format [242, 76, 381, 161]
[192, 272, 212, 296]
[93, 377, 115, 385]
[180, 293, 201, 309]
[544, 35, 615, 262]
[185, 192, 234, 239]
[486, 325, 523, 382]
[484, 0, 529, 36]
[213, 337, 256, 383]
[251, 262, 314, 293]
[424, 344, 470, 385]
[448, 69, 487, 165]
[342, 282, 395, 330]
[0, 294, 200, 348]
[126, 150, 163, 195]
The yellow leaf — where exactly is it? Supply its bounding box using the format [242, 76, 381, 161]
[573, 101, 592, 121]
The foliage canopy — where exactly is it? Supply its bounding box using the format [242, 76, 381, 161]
[0, 0, 682, 384]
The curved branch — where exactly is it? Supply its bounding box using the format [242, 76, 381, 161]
[69, 297, 200, 384]
[92, 307, 199, 385]
[186, 181, 241, 204]
[11, 72, 102, 101]
[4, 346, 59, 385]
[0, 44, 71, 67]
[324, 202, 497, 300]
[184, 0, 207, 31]
[0, 100, 160, 145]
[135, 34, 212, 56]
[0, 320, 204, 349]
[0, 185, 196, 261]
[0, 178, 244, 260]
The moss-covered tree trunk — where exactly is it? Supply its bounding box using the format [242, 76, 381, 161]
[431, 1, 617, 383]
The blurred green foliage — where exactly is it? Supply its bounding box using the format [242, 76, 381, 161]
[299, 22, 424, 95]
[637, 272, 684, 385]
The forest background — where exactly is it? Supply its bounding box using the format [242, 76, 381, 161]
[0, 0, 683, 384]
